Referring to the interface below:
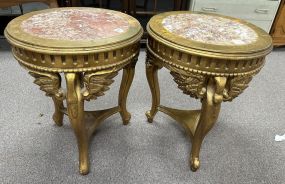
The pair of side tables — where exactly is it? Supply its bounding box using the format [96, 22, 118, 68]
[4, 7, 272, 175]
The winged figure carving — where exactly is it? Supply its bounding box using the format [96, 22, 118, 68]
[170, 71, 207, 99]
[223, 75, 253, 101]
[29, 70, 62, 97]
[82, 71, 118, 101]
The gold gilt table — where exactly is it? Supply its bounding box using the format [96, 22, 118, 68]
[145, 11, 272, 171]
[5, 7, 142, 175]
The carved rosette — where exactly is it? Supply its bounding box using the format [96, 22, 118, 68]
[29, 70, 65, 100]
[82, 71, 118, 101]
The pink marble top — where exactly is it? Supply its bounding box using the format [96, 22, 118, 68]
[21, 9, 130, 41]
[162, 13, 258, 46]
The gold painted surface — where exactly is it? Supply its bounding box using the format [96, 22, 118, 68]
[145, 11, 272, 172]
[5, 8, 143, 73]
[5, 7, 142, 53]
[148, 11, 272, 59]
[5, 7, 142, 175]
[147, 36, 266, 76]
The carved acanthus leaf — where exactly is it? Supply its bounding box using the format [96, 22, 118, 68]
[223, 75, 253, 101]
[170, 72, 207, 99]
[82, 71, 118, 101]
[29, 71, 64, 99]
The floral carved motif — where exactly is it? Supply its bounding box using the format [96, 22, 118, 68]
[29, 70, 64, 99]
[82, 71, 118, 101]
[170, 71, 207, 99]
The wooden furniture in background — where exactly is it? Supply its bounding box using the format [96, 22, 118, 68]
[69, 0, 187, 14]
[270, 0, 285, 46]
[189, 0, 281, 33]
[129, 0, 187, 15]
[0, 0, 58, 8]
[0, 0, 58, 36]
[77, 0, 128, 12]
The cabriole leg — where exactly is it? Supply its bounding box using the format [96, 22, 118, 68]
[65, 73, 89, 175]
[118, 59, 137, 125]
[145, 54, 161, 123]
[190, 77, 227, 171]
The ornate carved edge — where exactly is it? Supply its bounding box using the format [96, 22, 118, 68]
[13, 49, 139, 73]
[147, 44, 265, 77]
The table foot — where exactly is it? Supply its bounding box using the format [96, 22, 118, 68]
[190, 157, 200, 172]
[79, 164, 89, 175]
[52, 114, 63, 127]
[121, 112, 131, 125]
[77, 133, 89, 175]
[145, 110, 154, 123]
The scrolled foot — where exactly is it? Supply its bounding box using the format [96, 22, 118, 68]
[190, 157, 200, 172]
[52, 113, 63, 127]
[122, 112, 131, 125]
[145, 110, 154, 123]
[79, 163, 89, 175]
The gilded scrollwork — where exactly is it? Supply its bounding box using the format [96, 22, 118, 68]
[146, 50, 154, 68]
[29, 70, 65, 100]
[146, 50, 163, 70]
[82, 71, 118, 101]
[223, 75, 254, 101]
[170, 71, 207, 99]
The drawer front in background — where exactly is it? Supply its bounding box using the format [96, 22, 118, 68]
[191, 0, 280, 21]
[245, 19, 273, 32]
[0, 6, 21, 15]
[0, 7, 12, 15]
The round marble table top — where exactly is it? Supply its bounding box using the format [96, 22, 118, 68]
[162, 13, 257, 46]
[147, 11, 272, 56]
[5, 8, 142, 52]
[21, 9, 130, 41]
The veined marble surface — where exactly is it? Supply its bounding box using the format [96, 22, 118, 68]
[21, 9, 130, 41]
[162, 13, 258, 46]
